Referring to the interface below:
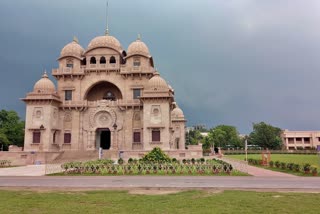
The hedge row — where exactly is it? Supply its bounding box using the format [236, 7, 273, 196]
[247, 158, 318, 175]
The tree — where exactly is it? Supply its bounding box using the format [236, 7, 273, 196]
[249, 122, 282, 150]
[186, 129, 203, 145]
[207, 125, 242, 149]
[0, 110, 25, 150]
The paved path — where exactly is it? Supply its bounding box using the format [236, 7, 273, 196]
[220, 157, 296, 177]
[0, 176, 319, 190]
[0, 165, 45, 176]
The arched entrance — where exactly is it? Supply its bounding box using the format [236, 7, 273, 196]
[97, 128, 111, 150]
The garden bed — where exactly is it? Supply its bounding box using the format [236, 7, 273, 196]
[53, 158, 247, 176]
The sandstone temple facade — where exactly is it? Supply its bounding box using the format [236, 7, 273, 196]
[21, 32, 196, 159]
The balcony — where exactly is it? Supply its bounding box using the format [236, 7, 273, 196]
[52, 68, 85, 79]
[85, 63, 120, 71]
[61, 99, 142, 110]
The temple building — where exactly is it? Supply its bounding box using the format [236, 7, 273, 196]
[21, 31, 199, 159]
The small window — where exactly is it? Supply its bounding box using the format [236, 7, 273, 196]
[33, 132, 41, 144]
[109, 56, 116, 64]
[133, 58, 140, 67]
[65, 90, 72, 101]
[53, 132, 56, 144]
[64, 133, 71, 144]
[133, 132, 141, 143]
[100, 56, 106, 64]
[133, 89, 141, 99]
[152, 130, 160, 142]
[90, 57, 96, 64]
[66, 63, 73, 68]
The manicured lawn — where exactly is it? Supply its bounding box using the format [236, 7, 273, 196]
[0, 190, 319, 214]
[227, 154, 319, 168]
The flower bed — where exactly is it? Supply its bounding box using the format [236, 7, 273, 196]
[59, 158, 240, 176]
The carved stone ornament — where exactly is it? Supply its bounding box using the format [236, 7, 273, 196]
[64, 111, 72, 122]
[89, 106, 117, 128]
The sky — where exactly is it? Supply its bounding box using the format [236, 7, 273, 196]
[1, 0, 320, 134]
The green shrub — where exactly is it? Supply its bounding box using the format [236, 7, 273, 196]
[141, 147, 171, 163]
[303, 163, 311, 172]
[294, 164, 300, 172]
[275, 161, 280, 168]
[269, 161, 274, 167]
[280, 162, 286, 169]
[118, 158, 124, 165]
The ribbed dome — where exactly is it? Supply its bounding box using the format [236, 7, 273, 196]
[33, 72, 56, 93]
[147, 72, 169, 90]
[171, 106, 185, 118]
[127, 37, 150, 57]
[60, 38, 84, 59]
[87, 34, 122, 52]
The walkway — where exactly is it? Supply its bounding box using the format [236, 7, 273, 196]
[0, 165, 45, 176]
[0, 176, 319, 190]
[220, 157, 296, 177]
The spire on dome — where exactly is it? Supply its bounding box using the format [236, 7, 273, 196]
[42, 70, 48, 78]
[73, 36, 79, 43]
[137, 33, 141, 41]
[105, 1, 109, 35]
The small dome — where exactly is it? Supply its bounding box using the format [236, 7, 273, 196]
[33, 72, 56, 93]
[147, 72, 169, 90]
[171, 106, 185, 118]
[127, 36, 150, 57]
[60, 38, 84, 59]
[87, 34, 122, 52]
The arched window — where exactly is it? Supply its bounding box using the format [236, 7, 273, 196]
[100, 56, 106, 64]
[90, 57, 96, 64]
[109, 56, 116, 64]
[66, 59, 73, 68]
[103, 91, 116, 101]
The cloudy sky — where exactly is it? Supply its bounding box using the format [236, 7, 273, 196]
[1, 0, 320, 133]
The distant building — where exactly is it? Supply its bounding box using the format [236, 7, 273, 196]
[281, 130, 320, 150]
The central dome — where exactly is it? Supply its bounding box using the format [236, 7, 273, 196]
[87, 34, 122, 52]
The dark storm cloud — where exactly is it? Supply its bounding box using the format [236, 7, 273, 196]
[1, 0, 320, 133]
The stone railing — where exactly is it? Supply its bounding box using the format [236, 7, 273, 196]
[62, 99, 142, 109]
[52, 67, 85, 75]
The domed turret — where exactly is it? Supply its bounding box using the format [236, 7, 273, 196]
[59, 37, 84, 59]
[147, 72, 169, 91]
[87, 34, 122, 52]
[33, 72, 56, 93]
[127, 35, 150, 57]
[171, 105, 185, 119]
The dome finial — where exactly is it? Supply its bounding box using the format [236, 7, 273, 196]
[73, 36, 79, 43]
[42, 70, 48, 78]
[137, 33, 141, 41]
[105, 1, 109, 35]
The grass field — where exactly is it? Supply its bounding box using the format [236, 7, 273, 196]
[0, 190, 320, 214]
[227, 154, 320, 168]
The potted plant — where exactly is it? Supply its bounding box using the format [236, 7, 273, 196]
[118, 158, 124, 165]
[312, 168, 318, 176]
[269, 161, 274, 167]
[303, 163, 311, 174]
